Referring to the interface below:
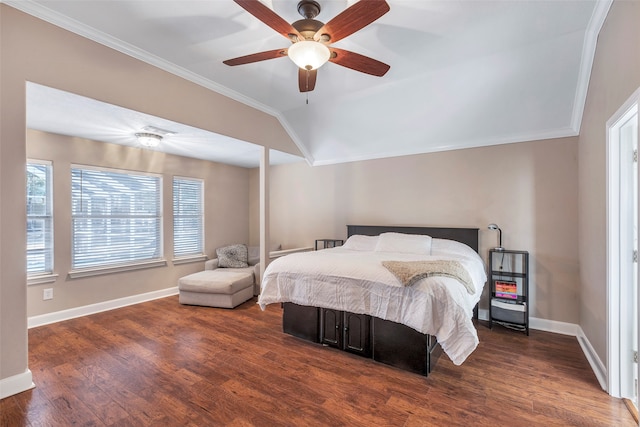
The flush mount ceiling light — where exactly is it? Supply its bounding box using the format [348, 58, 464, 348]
[135, 132, 162, 148]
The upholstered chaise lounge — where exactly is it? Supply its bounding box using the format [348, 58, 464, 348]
[178, 244, 314, 308]
[178, 269, 254, 308]
[178, 244, 259, 308]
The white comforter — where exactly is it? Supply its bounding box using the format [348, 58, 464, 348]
[258, 238, 486, 365]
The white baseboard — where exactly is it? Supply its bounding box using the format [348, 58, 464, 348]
[0, 369, 35, 399]
[525, 318, 605, 390]
[529, 316, 580, 336]
[478, 311, 606, 391]
[576, 326, 607, 391]
[28, 287, 179, 329]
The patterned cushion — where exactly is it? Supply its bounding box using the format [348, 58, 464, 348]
[216, 244, 249, 268]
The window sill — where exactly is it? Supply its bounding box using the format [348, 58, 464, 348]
[69, 259, 167, 279]
[27, 273, 59, 286]
[269, 247, 314, 259]
[172, 255, 207, 265]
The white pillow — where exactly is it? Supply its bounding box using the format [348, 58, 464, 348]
[342, 235, 379, 251]
[431, 238, 477, 259]
[374, 232, 432, 255]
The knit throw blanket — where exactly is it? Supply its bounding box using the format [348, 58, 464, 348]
[382, 260, 475, 294]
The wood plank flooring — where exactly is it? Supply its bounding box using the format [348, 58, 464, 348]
[1, 296, 635, 426]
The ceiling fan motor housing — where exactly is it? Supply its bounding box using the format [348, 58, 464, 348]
[292, 18, 324, 41]
[297, 0, 321, 19]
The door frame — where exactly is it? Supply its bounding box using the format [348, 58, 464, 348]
[606, 86, 640, 399]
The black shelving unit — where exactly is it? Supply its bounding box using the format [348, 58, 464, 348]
[315, 239, 344, 250]
[488, 249, 529, 335]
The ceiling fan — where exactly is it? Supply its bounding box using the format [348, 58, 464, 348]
[223, 0, 391, 92]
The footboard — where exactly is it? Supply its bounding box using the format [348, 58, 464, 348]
[282, 302, 440, 376]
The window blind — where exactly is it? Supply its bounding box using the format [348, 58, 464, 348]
[173, 177, 204, 258]
[26, 161, 53, 275]
[71, 167, 162, 269]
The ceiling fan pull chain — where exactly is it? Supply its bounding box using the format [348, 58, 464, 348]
[306, 69, 310, 104]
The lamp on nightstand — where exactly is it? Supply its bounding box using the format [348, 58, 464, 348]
[488, 223, 504, 251]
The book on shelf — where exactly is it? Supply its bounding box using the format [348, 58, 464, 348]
[494, 280, 518, 299]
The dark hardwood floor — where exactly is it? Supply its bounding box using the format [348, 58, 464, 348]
[1, 296, 635, 426]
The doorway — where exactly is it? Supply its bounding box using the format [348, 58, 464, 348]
[607, 88, 639, 408]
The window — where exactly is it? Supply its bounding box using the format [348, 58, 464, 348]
[26, 160, 53, 275]
[71, 166, 162, 270]
[173, 177, 204, 258]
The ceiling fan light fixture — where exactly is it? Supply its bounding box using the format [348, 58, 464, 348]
[287, 40, 330, 71]
[135, 132, 162, 147]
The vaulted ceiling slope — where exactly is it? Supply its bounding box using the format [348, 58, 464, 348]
[7, 0, 611, 166]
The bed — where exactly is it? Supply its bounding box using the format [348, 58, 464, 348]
[258, 225, 486, 376]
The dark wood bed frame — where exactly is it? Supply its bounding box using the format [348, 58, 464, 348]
[281, 225, 480, 377]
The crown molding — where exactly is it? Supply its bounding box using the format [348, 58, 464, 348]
[311, 127, 579, 166]
[570, 0, 613, 134]
[2, 1, 270, 114]
[1, 0, 311, 164]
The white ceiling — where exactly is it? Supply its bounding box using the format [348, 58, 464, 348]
[9, 0, 611, 166]
[26, 83, 304, 168]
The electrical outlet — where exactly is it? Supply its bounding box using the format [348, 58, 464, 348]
[43, 288, 53, 300]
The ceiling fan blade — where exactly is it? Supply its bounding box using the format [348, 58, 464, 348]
[223, 48, 288, 66]
[298, 68, 317, 92]
[329, 48, 390, 77]
[234, 0, 304, 41]
[314, 0, 389, 44]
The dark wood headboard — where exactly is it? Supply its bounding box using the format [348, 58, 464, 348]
[346, 225, 479, 252]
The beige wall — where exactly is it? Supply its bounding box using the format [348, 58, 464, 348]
[3, 0, 637, 398]
[265, 138, 580, 322]
[249, 168, 260, 247]
[26, 130, 250, 316]
[578, 0, 640, 364]
[0, 5, 295, 393]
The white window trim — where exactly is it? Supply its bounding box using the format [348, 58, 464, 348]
[69, 259, 167, 279]
[27, 273, 59, 286]
[172, 255, 208, 265]
[70, 163, 163, 178]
